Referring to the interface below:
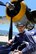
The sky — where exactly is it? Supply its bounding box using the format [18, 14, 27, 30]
[0, 0, 36, 32]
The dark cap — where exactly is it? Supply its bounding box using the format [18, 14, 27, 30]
[15, 22, 26, 27]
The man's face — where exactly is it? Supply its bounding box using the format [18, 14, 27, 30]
[17, 26, 25, 33]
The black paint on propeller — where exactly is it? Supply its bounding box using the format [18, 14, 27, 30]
[0, 1, 6, 6]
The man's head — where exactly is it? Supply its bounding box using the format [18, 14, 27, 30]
[16, 22, 26, 33]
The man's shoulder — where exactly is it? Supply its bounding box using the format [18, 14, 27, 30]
[15, 33, 20, 37]
[24, 31, 30, 36]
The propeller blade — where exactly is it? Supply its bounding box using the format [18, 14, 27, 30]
[0, 1, 6, 6]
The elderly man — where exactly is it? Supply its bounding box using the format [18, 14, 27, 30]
[7, 22, 35, 54]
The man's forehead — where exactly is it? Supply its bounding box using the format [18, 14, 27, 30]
[17, 26, 25, 28]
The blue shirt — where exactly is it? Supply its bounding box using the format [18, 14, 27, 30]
[13, 32, 30, 43]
